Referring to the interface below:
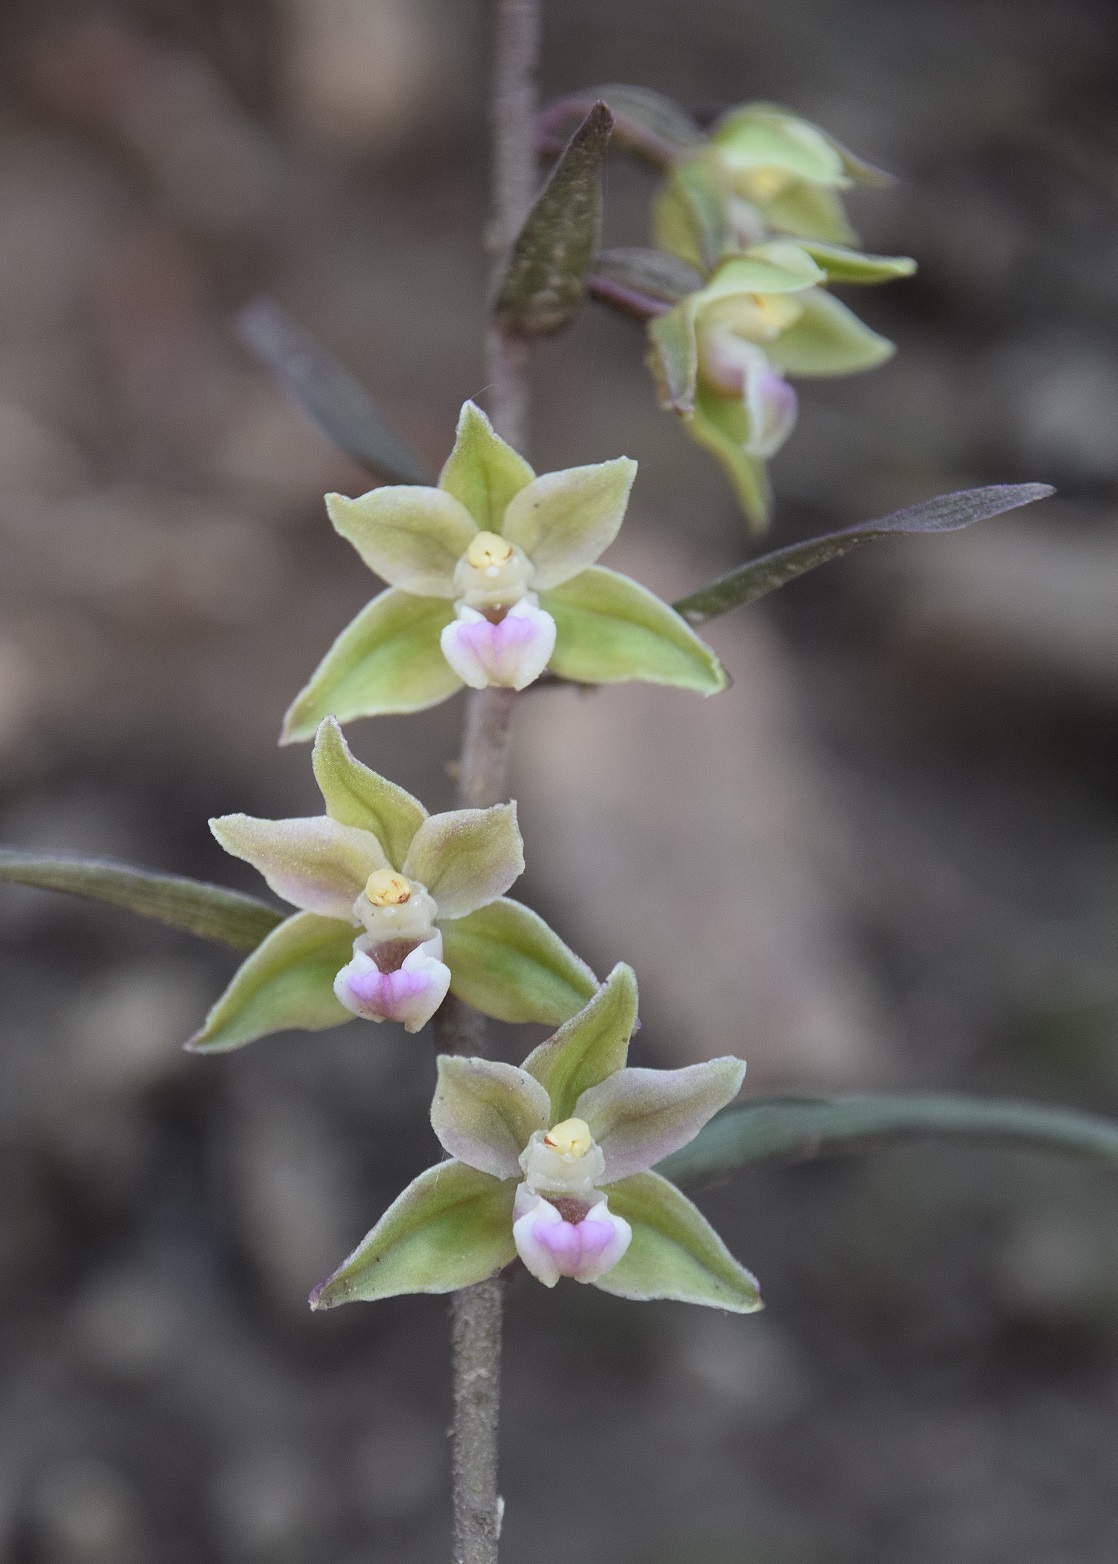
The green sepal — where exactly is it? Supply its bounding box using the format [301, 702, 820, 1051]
[281, 587, 459, 742]
[188, 910, 355, 1053]
[440, 896, 598, 1026]
[0, 847, 283, 952]
[438, 401, 535, 531]
[796, 241, 917, 284]
[764, 289, 895, 377]
[310, 717, 427, 869]
[595, 1170, 762, 1312]
[759, 181, 856, 244]
[704, 245, 823, 295]
[647, 300, 699, 413]
[709, 104, 848, 185]
[522, 963, 637, 1122]
[652, 156, 730, 274]
[685, 383, 772, 531]
[541, 566, 728, 693]
[309, 1161, 517, 1307]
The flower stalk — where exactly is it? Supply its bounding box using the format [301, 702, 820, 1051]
[447, 4, 540, 1560]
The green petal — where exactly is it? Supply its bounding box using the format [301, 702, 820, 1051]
[758, 181, 857, 244]
[796, 241, 917, 284]
[325, 486, 475, 597]
[765, 288, 895, 377]
[651, 157, 730, 275]
[431, 1057, 550, 1179]
[647, 300, 699, 414]
[595, 1170, 762, 1312]
[702, 245, 823, 296]
[438, 401, 535, 530]
[440, 897, 598, 1026]
[522, 963, 637, 1123]
[711, 105, 847, 185]
[502, 457, 637, 590]
[685, 383, 772, 531]
[541, 566, 728, 693]
[577, 1057, 747, 1184]
[281, 587, 460, 742]
[209, 813, 384, 921]
[310, 1161, 517, 1307]
[403, 803, 524, 920]
[188, 911, 355, 1053]
[311, 717, 427, 868]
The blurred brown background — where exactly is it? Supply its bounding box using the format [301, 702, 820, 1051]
[1, 1, 1118, 1560]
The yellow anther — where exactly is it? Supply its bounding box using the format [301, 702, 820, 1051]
[543, 1118, 593, 1158]
[365, 869, 412, 907]
[741, 166, 793, 201]
[465, 531, 514, 571]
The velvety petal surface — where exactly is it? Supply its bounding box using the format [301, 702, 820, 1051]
[310, 1161, 518, 1307]
[326, 486, 476, 596]
[501, 458, 638, 589]
[438, 401, 536, 530]
[522, 963, 637, 1123]
[311, 717, 427, 869]
[281, 587, 460, 742]
[594, 1171, 762, 1312]
[188, 911, 355, 1053]
[577, 1056, 747, 1183]
[440, 897, 597, 1026]
[210, 813, 384, 920]
[403, 803, 524, 920]
[431, 1056, 551, 1179]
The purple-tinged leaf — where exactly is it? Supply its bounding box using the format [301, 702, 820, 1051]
[494, 103, 614, 338]
[586, 246, 704, 322]
[673, 483, 1056, 625]
[234, 298, 434, 485]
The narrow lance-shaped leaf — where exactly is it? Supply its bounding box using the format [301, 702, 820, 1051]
[495, 102, 614, 337]
[538, 85, 701, 167]
[235, 298, 434, 485]
[0, 847, 283, 951]
[673, 483, 1056, 626]
[658, 1094, 1118, 1190]
[587, 246, 704, 321]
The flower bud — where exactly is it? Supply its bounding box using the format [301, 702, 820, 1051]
[334, 932, 451, 1032]
[440, 598, 557, 691]
[512, 1187, 632, 1287]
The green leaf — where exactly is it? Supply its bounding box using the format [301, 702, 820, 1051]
[0, 847, 283, 951]
[684, 383, 772, 531]
[440, 897, 598, 1026]
[495, 102, 614, 337]
[538, 85, 702, 169]
[764, 288, 895, 377]
[311, 717, 427, 869]
[502, 457, 637, 590]
[234, 298, 434, 485]
[325, 486, 474, 597]
[542, 566, 728, 694]
[404, 803, 524, 920]
[438, 401, 535, 532]
[672, 483, 1057, 625]
[796, 241, 917, 284]
[431, 1057, 550, 1179]
[595, 1170, 761, 1312]
[281, 587, 459, 742]
[188, 911, 355, 1053]
[523, 963, 637, 1122]
[309, 1161, 517, 1307]
[657, 1094, 1118, 1190]
[587, 247, 704, 322]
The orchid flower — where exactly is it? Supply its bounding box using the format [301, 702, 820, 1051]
[310, 964, 761, 1313]
[281, 401, 726, 741]
[190, 717, 596, 1051]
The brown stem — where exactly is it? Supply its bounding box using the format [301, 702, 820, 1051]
[448, 6, 539, 1563]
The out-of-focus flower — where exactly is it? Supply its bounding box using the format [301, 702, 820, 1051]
[190, 717, 597, 1051]
[310, 964, 761, 1313]
[282, 401, 727, 740]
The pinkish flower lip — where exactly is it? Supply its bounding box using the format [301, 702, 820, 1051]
[537, 1214, 617, 1276]
[440, 600, 556, 690]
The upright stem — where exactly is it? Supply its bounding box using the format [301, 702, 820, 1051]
[447, 6, 539, 1563]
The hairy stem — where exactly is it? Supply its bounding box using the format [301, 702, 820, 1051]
[448, 5, 539, 1563]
